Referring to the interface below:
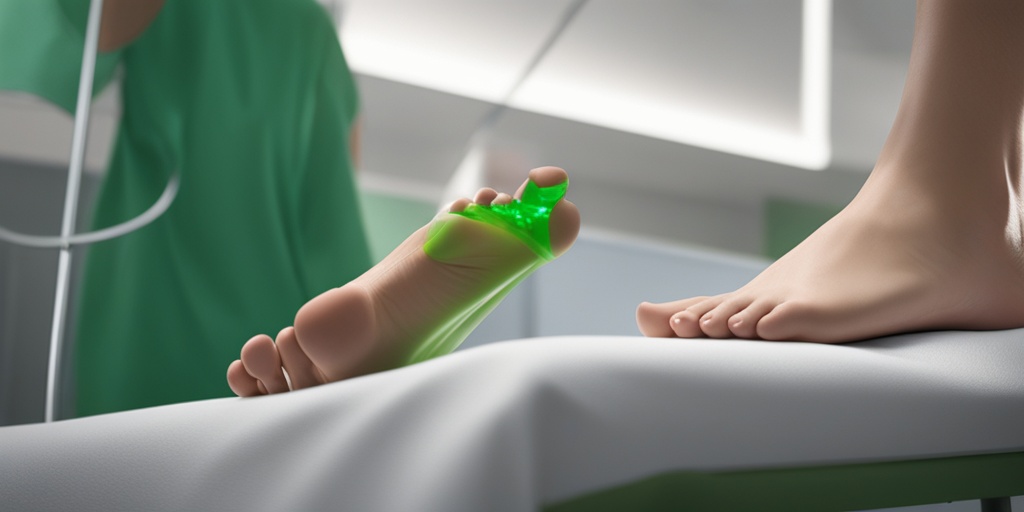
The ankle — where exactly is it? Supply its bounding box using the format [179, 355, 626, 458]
[869, 156, 1016, 215]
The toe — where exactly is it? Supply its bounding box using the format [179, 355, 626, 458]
[549, 199, 580, 256]
[227, 359, 262, 397]
[636, 303, 670, 337]
[240, 334, 290, 393]
[516, 166, 568, 198]
[699, 297, 752, 338]
[636, 302, 672, 337]
[275, 327, 324, 390]
[448, 197, 472, 213]
[756, 301, 813, 341]
[671, 296, 725, 338]
[636, 297, 708, 337]
[727, 300, 775, 339]
[492, 193, 512, 205]
[473, 187, 498, 205]
[528, 166, 568, 188]
[756, 301, 854, 343]
[634, 299, 708, 337]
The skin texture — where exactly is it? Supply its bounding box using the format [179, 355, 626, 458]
[637, 0, 1024, 343]
[227, 167, 580, 396]
[98, 0, 166, 53]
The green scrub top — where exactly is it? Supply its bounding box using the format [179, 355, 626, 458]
[0, 0, 372, 416]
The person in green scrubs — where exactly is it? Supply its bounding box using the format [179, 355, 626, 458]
[0, 0, 371, 416]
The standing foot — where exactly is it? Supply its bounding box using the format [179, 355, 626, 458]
[637, 169, 1024, 343]
[641, 0, 1024, 344]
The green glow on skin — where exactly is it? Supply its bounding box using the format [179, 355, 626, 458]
[410, 180, 568, 365]
[450, 179, 568, 261]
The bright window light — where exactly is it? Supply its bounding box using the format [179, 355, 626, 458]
[343, 0, 832, 170]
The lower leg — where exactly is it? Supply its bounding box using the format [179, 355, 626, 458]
[637, 0, 1024, 342]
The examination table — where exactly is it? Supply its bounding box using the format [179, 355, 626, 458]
[1, 329, 1022, 511]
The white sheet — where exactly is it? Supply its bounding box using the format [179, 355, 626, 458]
[1, 331, 1023, 511]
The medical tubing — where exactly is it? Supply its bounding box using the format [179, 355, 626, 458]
[461, 0, 588, 150]
[441, 0, 584, 211]
[0, 173, 179, 248]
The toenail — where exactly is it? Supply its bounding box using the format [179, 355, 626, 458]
[702, 316, 712, 324]
[672, 317, 682, 325]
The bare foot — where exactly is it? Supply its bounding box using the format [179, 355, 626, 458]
[636, 167, 1024, 343]
[638, 0, 1024, 344]
[227, 167, 580, 396]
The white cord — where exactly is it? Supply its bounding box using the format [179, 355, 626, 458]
[440, 0, 588, 208]
[0, 172, 179, 248]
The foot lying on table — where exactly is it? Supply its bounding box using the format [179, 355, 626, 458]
[227, 166, 580, 396]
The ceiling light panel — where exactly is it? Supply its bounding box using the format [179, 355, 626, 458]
[517, 0, 803, 131]
[341, 0, 832, 170]
[510, 0, 830, 169]
[341, 0, 574, 103]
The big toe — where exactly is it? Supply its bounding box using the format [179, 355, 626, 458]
[528, 166, 569, 188]
[533, 167, 578, 256]
[755, 301, 831, 342]
[508, 166, 578, 257]
[549, 199, 580, 256]
[637, 302, 675, 337]
[513, 166, 568, 197]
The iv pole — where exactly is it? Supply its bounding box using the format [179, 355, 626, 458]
[43, 0, 106, 423]
[0, 0, 180, 422]
[0, 0, 179, 423]
[19, 0, 178, 422]
[0, 0, 182, 423]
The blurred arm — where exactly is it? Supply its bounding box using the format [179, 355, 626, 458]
[98, 0, 165, 52]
